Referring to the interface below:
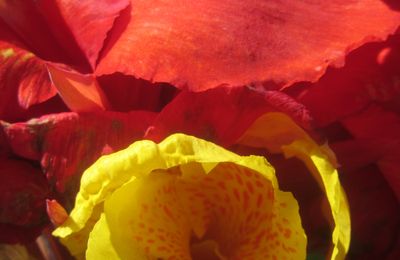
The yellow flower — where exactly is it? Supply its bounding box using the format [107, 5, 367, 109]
[53, 113, 350, 260]
[53, 133, 305, 259]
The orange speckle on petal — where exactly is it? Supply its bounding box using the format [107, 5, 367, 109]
[246, 181, 254, 193]
[233, 188, 241, 201]
[283, 229, 292, 239]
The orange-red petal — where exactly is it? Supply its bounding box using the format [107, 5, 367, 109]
[37, 0, 129, 69]
[47, 64, 111, 112]
[97, 0, 400, 90]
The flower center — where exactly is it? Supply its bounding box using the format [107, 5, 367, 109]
[190, 239, 225, 260]
[103, 161, 304, 259]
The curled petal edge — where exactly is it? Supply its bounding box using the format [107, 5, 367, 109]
[237, 112, 351, 259]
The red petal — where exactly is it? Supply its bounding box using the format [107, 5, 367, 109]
[1, 117, 12, 157]
[98, 73, 179, 112]
[37, 0, 130, 69]
[0, 1, 70, 62]
[342, 105, 400, 140]
[341, 105, 400, 201]
[0, 23, 58, 120]
[340, 165, 399, 258]
[47, 63, 110, 112]
[0, 158, 50, 243]
[331, 139, 395, 170]
[146, 87, 312, 145]
[290, 33, 400, 126]
[2, 111, 156, 196]
[97, 0, 400, 91]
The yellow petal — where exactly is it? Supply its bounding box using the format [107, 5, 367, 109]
[104, 169, 192, 259]
[103, 162, 306, 259]
[237, 112, 351, 260]
[282, 140, 350, 260]
[57, 204, 103, 259]
[54, 133, 306, 259]
[86, 213, 121, 260]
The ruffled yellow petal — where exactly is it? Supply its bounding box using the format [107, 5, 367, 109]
[237, 112, 351, 260]
[54, 133, 306, 259]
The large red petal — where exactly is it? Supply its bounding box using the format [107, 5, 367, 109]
[2, 111, 156, 200]
[37, 0, 129, 69]
[146, 87, 312, 145]
[97, 0, 400, 91]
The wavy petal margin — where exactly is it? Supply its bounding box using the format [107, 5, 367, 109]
[237, 112, 350, 259]
[54, 134, 306, 259]
[97, 0, 400, 91]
